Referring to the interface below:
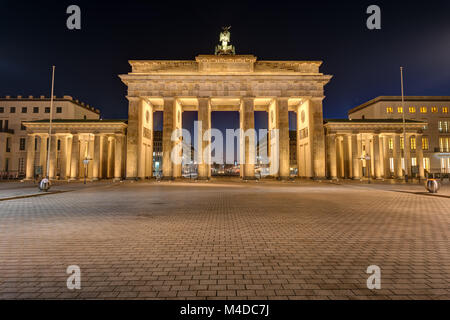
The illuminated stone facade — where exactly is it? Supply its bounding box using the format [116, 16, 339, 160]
[119, 54, 333, 180]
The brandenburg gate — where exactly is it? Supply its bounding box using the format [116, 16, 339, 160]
[119, 29, 332, 180]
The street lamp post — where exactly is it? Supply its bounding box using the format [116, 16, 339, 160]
[400, 67, 408, 182]
[39, 66, 55, 192]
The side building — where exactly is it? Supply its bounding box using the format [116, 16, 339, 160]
[348, 96, 450, 173]
[0, 95, 100, 179]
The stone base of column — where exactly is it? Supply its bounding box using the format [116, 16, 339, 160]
[196, 176, 210, 181]
[312, 176, 326, 181]
[92, 177, 100, 181]
[113, 178, 122, 182]
[68, 178, 78, 182]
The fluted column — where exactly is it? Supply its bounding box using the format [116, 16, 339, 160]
[382, 136, 390, 178]
[328, 134, 337, 179]
[343, 135, 351, 178]
[59, 135, 68, 180]
[404, 134, 411, 179]
[107, 136, 115, 179]
[277, 98, 290, 179]
[114, 135, 124, 181]
[39, 134, 48, 177]
[241, 97, 256, 179]
[69, 134, 79, 180]
[394, 134, 402, 178]
[25, 134, 36, 180]
[351, 134, 360, 179]
[337, 136, 344, 178]
[92, 134, 101, 180]
[416, 134, 424, 179]
[48, 135, 58, 179]
[373, 134, 382, 179]
[197, 97, 211, 179]
[100, 135, 108, 179]
[162, 98, 175, 179]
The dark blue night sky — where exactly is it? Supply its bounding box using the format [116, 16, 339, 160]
[1, 0, 449, 133]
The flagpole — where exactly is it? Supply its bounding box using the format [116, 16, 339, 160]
[46, 66, 55, 179]
[400, 67, 408, 182]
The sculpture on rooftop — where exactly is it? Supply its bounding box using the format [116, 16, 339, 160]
[215, 26, 235, 55]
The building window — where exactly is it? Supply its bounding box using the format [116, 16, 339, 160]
[0, 107, 4, 113]
[33, 107, 39, 113]
[6, 137, 11, 152]
[400, 137, 404, 149]
[19, 138, 26, 151]
[45, 107, 50, 113]
[57, 139, 61, 151]
[56, 107, 62, 113]
[439, 120, 449, 133]
[34, 137, 38, 151]
[422, 137, 429, 150]
[21, 123, 26, 130]
[423, 158, 430, 171]
[431, 107, 438, 113]
[389, 158, 394, 173]
[22, 107, 27, 113]
[10, 107, 16, 113]
[411, 157, 417, 166]
[410, 137, 416, 150]
[397, 107, 403, 114]
[420, 106, 427, 113]
[388, 138, 394, 150]
[18, 158, 25, 175]
[443, 107, 448, 114]
[409, 107, 416, 113]
[386, 107, 393, 114]
[440, 137, 449, 152]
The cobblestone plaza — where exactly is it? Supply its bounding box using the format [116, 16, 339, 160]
[0, 180, 448, 300]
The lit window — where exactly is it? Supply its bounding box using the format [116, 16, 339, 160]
[411, 157, 417, 166]
[439, 121, 449, 133]
[420, 106, 427, 113]
[409, 107, 416, 113]
[389, 158, 394, 173]
[386, 107, 393, 114]
[431, 107, 438, 113]
[410, 137, 416, 150]
[443, 107, 448, 114]
[397, 107, 403, 113]
[440, 137, 450, 152]
[400, 137, 404, 149]
[388, 138, 394, 150]
[422, 137, 429, 150]
[423, 158, 430, 171]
